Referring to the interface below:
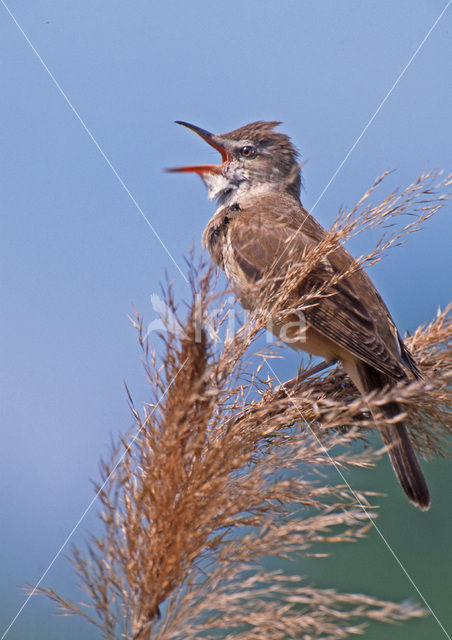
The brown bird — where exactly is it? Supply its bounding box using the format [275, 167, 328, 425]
[168, 120, 430, 510]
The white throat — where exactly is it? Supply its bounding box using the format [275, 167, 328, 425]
[201, 172, 234, 202]
[202, 170, 275, 208]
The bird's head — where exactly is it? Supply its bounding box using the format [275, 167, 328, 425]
[167, 121, 301, 205]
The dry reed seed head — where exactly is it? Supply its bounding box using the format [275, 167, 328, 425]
[35, 173, 452, 638]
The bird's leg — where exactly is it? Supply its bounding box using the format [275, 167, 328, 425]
[282, 359, 338, 390]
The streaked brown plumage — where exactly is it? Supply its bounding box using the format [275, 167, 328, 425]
[169, 120, 430, 509]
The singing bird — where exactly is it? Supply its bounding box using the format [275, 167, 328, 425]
[168, 120, 430, 510]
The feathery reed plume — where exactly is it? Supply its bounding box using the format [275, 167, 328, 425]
[36, 172, 451, 638]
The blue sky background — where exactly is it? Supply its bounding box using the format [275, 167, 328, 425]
[1, 1, 451, 638]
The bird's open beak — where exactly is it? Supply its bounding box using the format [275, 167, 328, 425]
[166, 121, 230, 175]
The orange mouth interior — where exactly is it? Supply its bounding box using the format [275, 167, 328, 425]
[166, 122, 230, 175]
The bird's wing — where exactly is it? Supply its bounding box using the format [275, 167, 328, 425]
[225, 192, 407, 380]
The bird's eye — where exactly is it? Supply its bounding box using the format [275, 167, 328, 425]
[239, 145, 256, 158]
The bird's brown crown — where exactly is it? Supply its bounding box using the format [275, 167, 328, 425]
[220, 120, 283, 141]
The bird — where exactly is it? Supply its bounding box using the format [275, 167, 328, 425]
[168, 120, 430, 510]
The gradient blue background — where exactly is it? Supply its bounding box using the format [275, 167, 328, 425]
[1, 1, 451, 638]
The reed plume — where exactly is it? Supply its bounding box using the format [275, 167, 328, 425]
[36, 171, 451, 639]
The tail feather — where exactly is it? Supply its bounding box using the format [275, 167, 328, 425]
[357, 363, 430, 510]
[378, 406, 430, 510]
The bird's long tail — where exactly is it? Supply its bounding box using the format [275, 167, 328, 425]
[357, 362, 430, 510]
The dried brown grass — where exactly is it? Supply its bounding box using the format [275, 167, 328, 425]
[36, 172, 451, 639]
